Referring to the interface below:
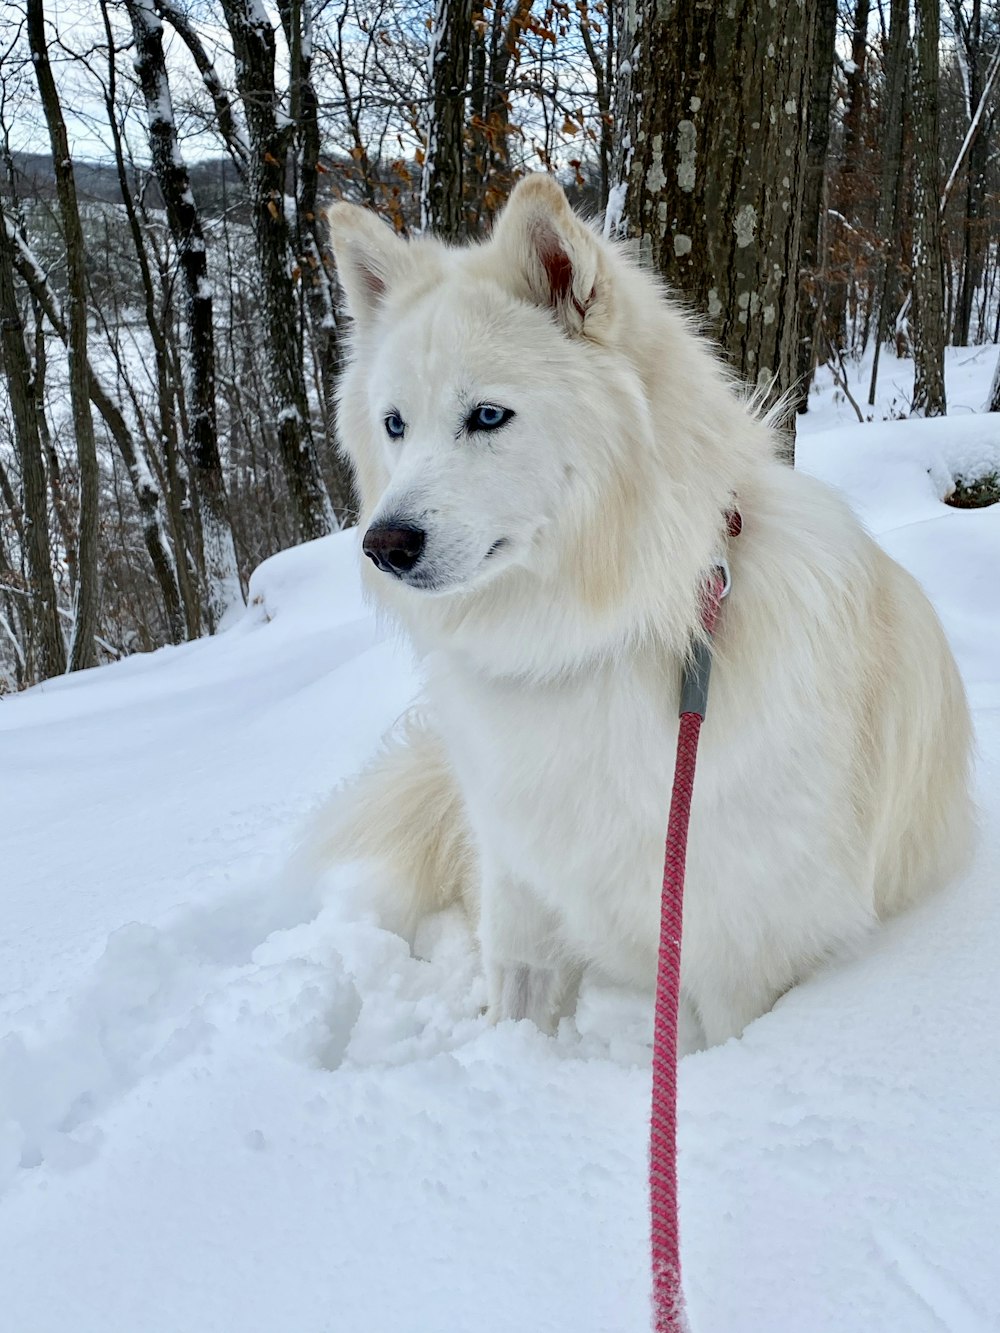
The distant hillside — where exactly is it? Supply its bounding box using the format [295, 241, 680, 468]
[10, 151, 249, 216]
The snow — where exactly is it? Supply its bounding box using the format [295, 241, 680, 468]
[804, 340, 1000, 425]
[2, 358, 1000, 1331]
[603, 179, 628, 239]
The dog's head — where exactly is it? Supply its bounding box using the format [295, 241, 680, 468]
[328, 175, 639, 601]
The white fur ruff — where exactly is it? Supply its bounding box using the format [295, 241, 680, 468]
[318, 176, 974, 1049]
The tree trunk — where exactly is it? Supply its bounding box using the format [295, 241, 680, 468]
[951, 0, 990, 348]
[26, 0, 100, 669]
[825, 0, 870, 351]
[5, 214, 186, 645]
[421, 0, 474, 239]
[955, 116, 990, 347]
[578, 0, 615, 213]
[127, 0, 242, 627]
[911, 0, 947, 416]
[867, 0, 909, 405]
[34, 309, 77, 596]
[278, 0, 354, 521]
[795, 0, 838, 411]
[220, 0, 335, 543]
[842, 0, 871, 174]
[0, 206, 66, 679]
[153, 0, 250, 177]
[99, 0, 198, 637]
[618, 0, 821, 457]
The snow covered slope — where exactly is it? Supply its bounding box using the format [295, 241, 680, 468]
[2, 409, 999, 1333]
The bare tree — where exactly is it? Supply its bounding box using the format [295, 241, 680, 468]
[825, 0, 871, 349]
[26, 0, 100, 669]
[867, 0, 910, 405]
[911, 0, 948, 416]
[0, 205, 65, 678]
[4, 213, 186, 646]
[795, 0, 838, 410]
[152, 0, 250, 176]
[578, 0, 615, 213]
[277, 0, 354, 519]
[467, 0, 534, 226]
[125, 0, 242, 628]
[97, 0, 199, 637]
[948, 0, 997, 346]
[422, 0, 474, 237]
[218, 0, 336, 541]
[843, 0, 871, 176]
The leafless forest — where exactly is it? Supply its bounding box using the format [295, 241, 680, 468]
[0, 0, 996, 688]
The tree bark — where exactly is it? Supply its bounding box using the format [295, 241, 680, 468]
[5, 215, 186, 645]
[911, 0, 947, 416]
[842, 0, 871, 175]
[421, 0, 475, 239]
[795, 0, 838, 410]
[950, 0, 991, 347]
[486, 0, 533, 209]
[278, 0, 354, 521]
[0, 206, 66, 679]
[579, 0, 615, 213]
[153, 0, 250, 178]
[99, 0, 199, 637]
[618, 0, 821, 456]
[867, 0, 909, 405]
[825, 0, 870, 350]
[955, 102, 991, 347]
[26, 0, 100, 669]
[219, 0, 335, 543]
[33, 310, 77, 597]
[127, 0, 242, 627]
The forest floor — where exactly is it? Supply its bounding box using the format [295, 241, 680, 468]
[2, 348, 1000, 1333]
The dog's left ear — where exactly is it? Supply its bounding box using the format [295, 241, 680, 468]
[490, 174, 613, 339]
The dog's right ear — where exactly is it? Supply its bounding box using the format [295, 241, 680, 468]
[327, 204, 409, 325]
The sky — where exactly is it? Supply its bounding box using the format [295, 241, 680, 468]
[2, 0, 242, 164]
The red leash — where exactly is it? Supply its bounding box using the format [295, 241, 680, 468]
[650, 513, 740, 1332]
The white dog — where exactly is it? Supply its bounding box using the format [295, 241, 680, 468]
[319, 174, 972, 1048]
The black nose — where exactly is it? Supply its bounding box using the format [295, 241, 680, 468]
[362, 523, 426, 576]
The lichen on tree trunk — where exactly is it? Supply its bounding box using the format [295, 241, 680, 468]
[618, 0, 823, 460]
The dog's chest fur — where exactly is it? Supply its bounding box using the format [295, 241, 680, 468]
[429, 651, 670, 981]
[427, 641, 875, 1027]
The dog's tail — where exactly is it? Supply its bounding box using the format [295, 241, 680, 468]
[302, 712, 476, 937]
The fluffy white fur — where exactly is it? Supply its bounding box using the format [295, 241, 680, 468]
[318, 175, 973, 1047]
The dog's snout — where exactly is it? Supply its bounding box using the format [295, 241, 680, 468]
[362, 523, 426, 576]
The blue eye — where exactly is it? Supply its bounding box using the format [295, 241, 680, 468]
[467, 404, 514, 433]
[384, 412, 406, 440]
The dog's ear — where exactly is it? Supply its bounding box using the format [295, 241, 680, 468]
[327, 203, 409, 325]
[490, 174, 612, 338]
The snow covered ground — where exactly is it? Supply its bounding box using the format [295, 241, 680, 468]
[2, 357, 1000, 1333]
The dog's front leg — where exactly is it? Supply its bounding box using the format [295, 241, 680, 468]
[480, 871, 573, 1032]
